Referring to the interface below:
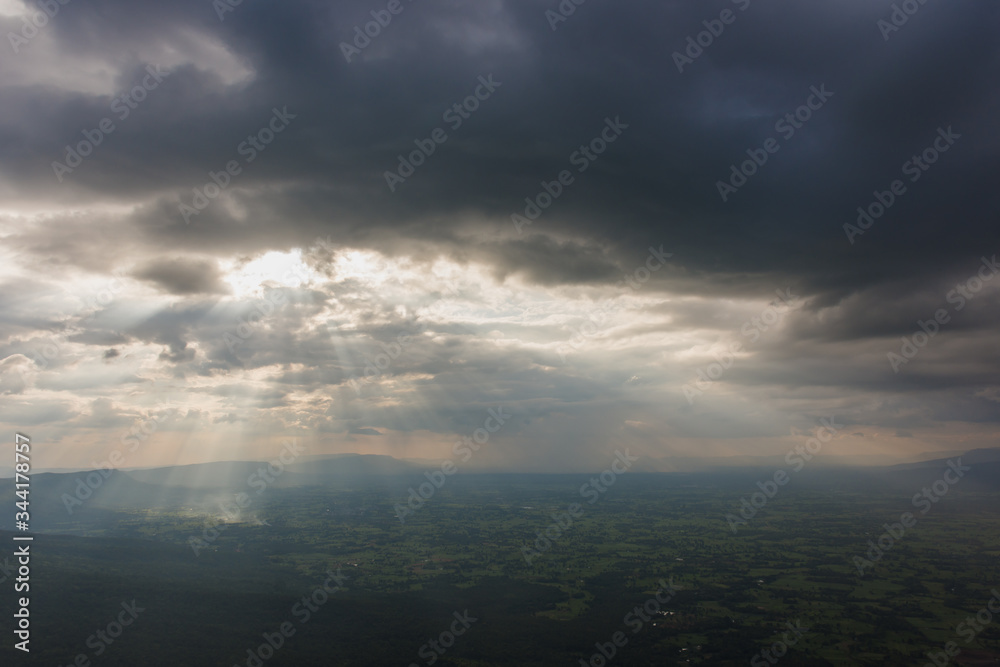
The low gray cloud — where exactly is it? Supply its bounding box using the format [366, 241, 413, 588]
[132, 257, 230, 295]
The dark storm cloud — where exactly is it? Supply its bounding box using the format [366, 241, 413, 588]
[4, 0, 996, 305]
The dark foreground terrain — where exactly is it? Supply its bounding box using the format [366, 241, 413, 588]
[1, 459, 999, 666]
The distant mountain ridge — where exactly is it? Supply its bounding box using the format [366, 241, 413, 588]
[883, 447, 1000, 470]
[1, 447, 997, 482]
[2, 447, 997, 533]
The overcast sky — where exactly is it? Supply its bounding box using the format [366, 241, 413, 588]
[1, 0, 998, 471]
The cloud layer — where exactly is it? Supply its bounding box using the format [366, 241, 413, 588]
[1, 0, 998, 470]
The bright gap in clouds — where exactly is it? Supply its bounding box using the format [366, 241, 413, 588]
[223, 248, 424, 300]
[223, 250, 317, 299]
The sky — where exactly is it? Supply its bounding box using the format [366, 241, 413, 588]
[1, 0, 998, 472]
